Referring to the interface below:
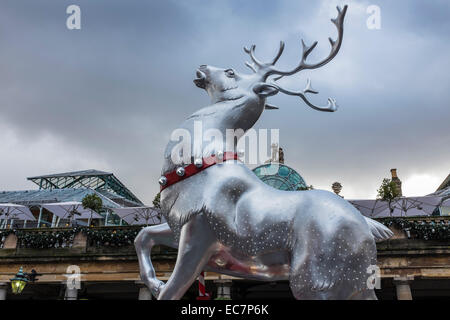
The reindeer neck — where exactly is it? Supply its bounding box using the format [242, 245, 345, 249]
[162, 95, 264, 174]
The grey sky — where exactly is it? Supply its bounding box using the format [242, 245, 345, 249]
[0, 0, 449, 204]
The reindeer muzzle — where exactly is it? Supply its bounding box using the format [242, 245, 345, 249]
[193, 70, 207, 89]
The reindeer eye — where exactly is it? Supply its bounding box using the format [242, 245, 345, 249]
[225, 69, 235, 78]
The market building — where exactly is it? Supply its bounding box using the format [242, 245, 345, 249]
[0, 165, 449, 300]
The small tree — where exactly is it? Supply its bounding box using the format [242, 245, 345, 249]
[152, 192, 161, 209]
[377, 178, 401, 215]
[82, 194, 103, 213]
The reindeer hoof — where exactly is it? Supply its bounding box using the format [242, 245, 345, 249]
[142, 276, 165, 298]
[151, 280, 166, 298]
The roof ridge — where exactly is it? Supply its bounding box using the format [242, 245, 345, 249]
[436, 173, 450, 192]
[27, 169, 113, 179]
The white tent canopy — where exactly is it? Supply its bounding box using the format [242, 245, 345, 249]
[349, 195, 446, 218]
[0, 203, 36, 220]
[0, 203, 36, 229]
[348, 199, 388, 217]
[112, 207, 163, 225]
[42, 201, 102, 226]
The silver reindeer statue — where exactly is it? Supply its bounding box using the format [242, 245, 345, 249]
[135, 5, 393, 300]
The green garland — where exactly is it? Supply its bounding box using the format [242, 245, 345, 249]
[83, 228, 142, 247]
[15, 229, 78, 249]
[11, 227, 144, 249]
[379, 218, 450, 241]
[4, 218, 449, 249]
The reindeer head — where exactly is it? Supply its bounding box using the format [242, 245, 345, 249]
[193, 5, 347, 112]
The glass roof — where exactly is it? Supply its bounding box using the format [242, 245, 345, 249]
[253, 164, 307, 191]
[0, 188, 124, 209]
[436, 174, 450, 192]
[27, 169, 143, 205]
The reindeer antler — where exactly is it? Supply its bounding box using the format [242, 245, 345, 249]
[244, 6, 347, 78]
[268, 5, 347, 77]
[271, 78, 338, 112]
[243, 5, 347, 112]
[244, 41, 285, 74]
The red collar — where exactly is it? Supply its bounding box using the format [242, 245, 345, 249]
[160, 152, 238, 191]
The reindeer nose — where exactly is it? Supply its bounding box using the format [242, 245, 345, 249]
[194, 69, 207, 89]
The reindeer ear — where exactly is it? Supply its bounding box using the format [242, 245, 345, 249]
[265, 104, 279, 110]
[253, 83, 279, 97]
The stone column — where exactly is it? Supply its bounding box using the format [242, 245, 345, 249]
[64, 285, 78, 300]
[0, 282, 8, 300]
[104, 210, 109, 227]
[3, 234, 18, 249]
[51, 214, 57, 228]
[138, 287, 152, 300]
[72, 231, 87, 249]
[215, 280, 232, 299]
[136, 281, 152, 300]
[37, 207, 43, 228]
[394, 276, 413, 300]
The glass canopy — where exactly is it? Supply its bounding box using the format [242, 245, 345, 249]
[253, 164, 307, 191]
[27, 170, 142, 205]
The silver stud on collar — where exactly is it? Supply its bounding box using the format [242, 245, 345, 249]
[194, 158, 203, 168]
[176, 167, 185, 177]
[158, 176, 167, 186]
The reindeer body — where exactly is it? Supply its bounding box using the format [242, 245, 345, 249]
[135, 5, 393, 299]
[161, 162, 378, 295]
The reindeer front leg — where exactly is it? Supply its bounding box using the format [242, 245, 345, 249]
[158, 215, 218, 300]
[134, 223, 178, 298]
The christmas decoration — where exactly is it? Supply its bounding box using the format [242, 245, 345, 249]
[4, 216, 448, 250]
[84, 227, 142, 247]
[380, 218, 450, 241]
[15, 228, 78, 249]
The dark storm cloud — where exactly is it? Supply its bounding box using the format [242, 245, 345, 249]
[0, 0, 449, 202]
